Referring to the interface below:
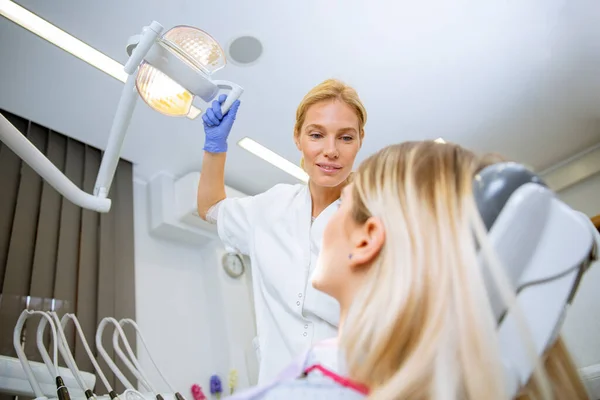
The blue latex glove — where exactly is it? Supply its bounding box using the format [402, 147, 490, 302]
[202, 94, 241, 153]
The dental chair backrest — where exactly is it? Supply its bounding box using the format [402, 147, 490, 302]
[473, 162, 597, 397]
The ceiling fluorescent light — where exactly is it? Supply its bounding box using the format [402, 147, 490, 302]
[0, 0, 127, 82]
[238, 137, 309, 183]
[434, 137, 446, 143]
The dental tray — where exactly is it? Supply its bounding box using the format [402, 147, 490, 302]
[0, 355, 96, 398]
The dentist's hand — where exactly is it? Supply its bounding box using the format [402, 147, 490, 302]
[202, 94, 241, 153]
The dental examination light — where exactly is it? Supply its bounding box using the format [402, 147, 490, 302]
[0, 18, 243, 213]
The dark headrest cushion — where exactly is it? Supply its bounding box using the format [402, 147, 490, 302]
[473, 162, 547, 231]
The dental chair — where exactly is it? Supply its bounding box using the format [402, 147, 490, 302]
[473, 162, 598, 398]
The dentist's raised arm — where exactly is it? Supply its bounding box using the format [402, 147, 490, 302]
[197, 94, 241, 220]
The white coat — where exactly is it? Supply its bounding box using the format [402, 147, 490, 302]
[216, 183, 341, 384]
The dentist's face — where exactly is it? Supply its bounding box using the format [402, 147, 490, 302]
[296, 100, 361, 187]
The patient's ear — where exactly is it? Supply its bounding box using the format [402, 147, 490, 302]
[349, 216, 385, 270]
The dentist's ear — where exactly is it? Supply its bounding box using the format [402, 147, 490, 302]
[349, 216, 385, 270]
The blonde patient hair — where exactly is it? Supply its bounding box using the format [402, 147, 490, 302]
[294, 79, 367, 170]
[342, 141, 588, 399]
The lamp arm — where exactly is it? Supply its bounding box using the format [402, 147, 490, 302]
[124, 21, 163, 74]
[94, 21, 163, 199]
[0, 21, 163, 213]
[0, 74, 138, 213]
[93, 73, 138, 199]
[0, 113, 112, 213]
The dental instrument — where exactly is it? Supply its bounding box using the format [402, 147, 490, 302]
[0, 19, 243, 213]
[473, 162, 598, 398]
[52, 312, 97, 399]
[60, 313, 119, 399]
[96, 318, 139, 391]
[37, 313, 177, 400]
[118, 319, 186, 400]
[96, 317, 165, 400]
[3, 305, 96, 399]
[59, 314, 156, 400]
[13, 309, 65, 400]
[111, 327, 160, 398]
[35, 313, 93, 399]
[35, 315, 62, 388]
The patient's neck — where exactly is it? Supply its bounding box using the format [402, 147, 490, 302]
[337, 304, 349, 340]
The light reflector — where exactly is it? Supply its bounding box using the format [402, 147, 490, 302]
[135, 62, 193, 117]
[161, 26, 226, 75]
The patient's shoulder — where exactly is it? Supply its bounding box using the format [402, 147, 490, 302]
[236, 341, 365, 400]
[259, 340, 365, 399]
[259, 380, 365, 400]
[303, 338, 342, 371]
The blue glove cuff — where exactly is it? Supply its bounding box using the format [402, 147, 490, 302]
[203, 139, 228, 153]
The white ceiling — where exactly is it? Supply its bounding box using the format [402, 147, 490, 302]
[2, 0, 600, 195]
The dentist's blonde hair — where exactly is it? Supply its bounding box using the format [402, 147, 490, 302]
[342, 141, 587, 399]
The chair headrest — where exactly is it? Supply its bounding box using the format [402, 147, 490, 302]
[473, 162, 547, 231]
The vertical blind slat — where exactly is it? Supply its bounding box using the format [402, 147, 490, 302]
[54, 138, 85, 356]
[21, 123, 53, 361]
[112, 160, 137, 390]
[0, 119, 46, 358]
[0, 112, 25, 291]
[97, 169, 117, 389]
[75, 145, 101, 374]
[29, 130, 66, 301]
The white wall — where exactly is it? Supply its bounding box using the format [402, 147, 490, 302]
[200, 247, 259, 387]
[559, 172, 600, 369]
[133, 178, 257, 398]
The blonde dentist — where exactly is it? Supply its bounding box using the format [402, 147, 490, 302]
[197, 79, 367, 384]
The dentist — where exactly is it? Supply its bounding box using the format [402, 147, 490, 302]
[197, 79, 367, 384]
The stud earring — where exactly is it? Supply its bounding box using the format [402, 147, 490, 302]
[348, 254, 353, 259]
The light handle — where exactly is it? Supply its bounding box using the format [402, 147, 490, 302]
[214, 80, 244, 115]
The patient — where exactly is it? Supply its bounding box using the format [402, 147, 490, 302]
[229, 141, 589, 399]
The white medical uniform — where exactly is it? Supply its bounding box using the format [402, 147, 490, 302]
[216, 183, 341, 384]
